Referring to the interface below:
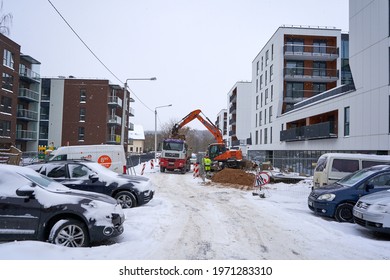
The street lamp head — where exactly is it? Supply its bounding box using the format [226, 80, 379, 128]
[150, 77, 157, 80]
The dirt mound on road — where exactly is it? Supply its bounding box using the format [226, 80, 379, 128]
[211, 168, 255, 189]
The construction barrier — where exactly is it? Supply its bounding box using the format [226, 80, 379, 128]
[193, 163, 199, 177]
[141, 163, 146, 175]
[150, 159, 154, 169]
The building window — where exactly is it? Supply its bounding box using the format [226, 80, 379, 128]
[264, 128, 268, 144]
[255, 113, 258, 127]
[265, 70, 268, 86]
[260, 92, 263, 107]
[286, 61, 304, 75]
[255, 130, 258, 145]
[259, 111, 262, 126]
[256, 78, 258, 93]
[264, 108, 267, 124]
[261, 57, 264, 71]
[0, 120, 11, 137]
[260, 129, 262, 145]
[2, 73, 13, 91]
[344, 106, 350, 136]
[270, 65, 273, 81]
[271, 85, 273, 101]
[271, 44, 274, 60]
[80, 89, 86, 103]
[286, 82, 304, 98]
[78, 127, 85, 141]
[256, 61, 259, 76]
[265, 88, 268, 105]
[270, 127, 273, 144]
[313, 61, 327, 76]
[80, 108, 86, 122]
[313, 40, 327, 54]
[265, 50, 269, 66]
[260, 75, 263, 89]
[3, 49, 14, 69]
[286, 38, 304, 53]
[0, 96, 12, 114]
[256, 95, 259, 110]
[313, 83, 327, 95]
[269, 106, 273, 123]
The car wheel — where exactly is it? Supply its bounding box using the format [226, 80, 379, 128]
[160, 166, 165, 172]
[115, 191, 137, 209]
[49, 219, 90, 247]
[335, 203, 354, 223]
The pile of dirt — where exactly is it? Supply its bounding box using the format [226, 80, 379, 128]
[211, 168, 255, 189]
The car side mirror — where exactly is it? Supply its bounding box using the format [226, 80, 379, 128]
[89, 173, 99, 183]
[16, 185, 35, 197]
[365, 183, 374, 192]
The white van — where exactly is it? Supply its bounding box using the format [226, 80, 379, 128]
[47, 144, 127, 174]
[313, 153, 390, 188]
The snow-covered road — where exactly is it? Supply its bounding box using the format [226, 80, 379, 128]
[0, 167, 389, 260]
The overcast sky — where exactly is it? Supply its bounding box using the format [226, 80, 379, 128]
[4, 0, 349, 131]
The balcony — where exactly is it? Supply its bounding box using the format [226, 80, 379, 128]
[107, 134, 121, 144]
[229, 103, 236, 114]
[19, 67, 40, 83]
[16, 130, 37, 141]
[280, 121, 337, 142]
[284, 67, 339, 83]
[129, 107, 135, 117]
[108, 96, 122, 107]
[284, 44, 339, 61]
[17, 109, 38, 121]
[107, 115, 122, 125]
[229, 93, 237, 103]
[18, 88, 39, 102]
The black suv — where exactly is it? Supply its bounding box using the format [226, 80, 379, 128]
[0, 165, 125, 247]
[27, 160, 155, 208]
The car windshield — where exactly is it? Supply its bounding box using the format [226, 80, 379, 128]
[337, 168, 378, 187]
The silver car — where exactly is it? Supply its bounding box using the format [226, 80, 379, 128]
[353, 189, 390, 234]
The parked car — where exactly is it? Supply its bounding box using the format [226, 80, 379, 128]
[353, 189, 390, 234]
[308, 165, 390, 222]
[0, 164, 125, 247]
[313, 153, 390, 188]
[27, 160, 155, 209]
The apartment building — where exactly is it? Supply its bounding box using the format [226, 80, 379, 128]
[226, 81, 251, 154]
[246, 25, 354, 173]
[40, 77, 132, 151]
[0, 33, 41, 151]
[244, 0, 389, 175]
[215, 109, 227, 144]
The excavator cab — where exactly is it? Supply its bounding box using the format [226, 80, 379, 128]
[207, 144, 227, 161]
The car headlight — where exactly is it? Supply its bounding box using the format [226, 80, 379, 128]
[370, 204, 390, 214]
[317, 193, 336, 201]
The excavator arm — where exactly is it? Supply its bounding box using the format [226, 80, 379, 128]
[171, 109, 224, 143]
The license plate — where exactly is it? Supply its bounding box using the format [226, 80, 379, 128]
[353, 210, 363, 219]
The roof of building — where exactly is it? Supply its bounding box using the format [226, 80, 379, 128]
[128, 124, 145, 140]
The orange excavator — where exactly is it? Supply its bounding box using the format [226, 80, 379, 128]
[171, 109, 243, 170]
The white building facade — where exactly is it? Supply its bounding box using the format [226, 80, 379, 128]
[227, 81, 251, 155]
[245, 0, 390, 175]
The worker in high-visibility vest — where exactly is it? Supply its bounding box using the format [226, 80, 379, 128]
[203, 155, 212, 173]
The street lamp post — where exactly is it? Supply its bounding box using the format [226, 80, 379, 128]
[121, 77, 156, 146]
[155, 104, 172, 162]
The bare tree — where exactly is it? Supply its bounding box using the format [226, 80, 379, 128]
[0, 1, 12, 35]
